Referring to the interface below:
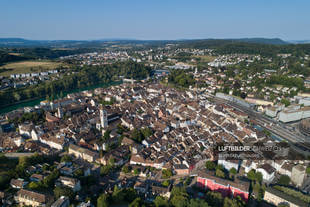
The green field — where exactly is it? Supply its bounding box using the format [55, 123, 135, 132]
[194, 55, 216, 62]
[0, 60, 67, 76]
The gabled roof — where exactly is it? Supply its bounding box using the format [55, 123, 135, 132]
[198, 170, 250, 193]
[17, 189, 46, 203]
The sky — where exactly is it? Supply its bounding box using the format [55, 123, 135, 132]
[0, 0, 309, 41]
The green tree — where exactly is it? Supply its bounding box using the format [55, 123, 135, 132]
[108, 157, 115, 167]
[61, 154, 72, 163]
[129, 197, 145, 207]
[247, 169, 256, 181]
[162, 180, 170, 187]
[100, 165, 111, 176]
[28, 182, 41, 190]
[162, 169, 173, 179]
[18, 156, 30, 168]
[74, 168, 84, 178]
[278, 175, 290, 186]
[123, 188, 138, 202]
[133, 168, 139, 175]
[0, 174, 11, 190]
[43, 169, 59, 188]
[122, 165, 130, 174]
[171, 195, 188, 207]
[223, 197, 245, 207]
[171, 186, 188, 197]
[229, 167, 237, 175]
[216, 168, 225, 178]
[229, 167, 237, 179]
[188, 198, 209, 207]
[281, 98, 291, 107]
[131, 128, 144, 143]
[112, 186, 125, 203]
[154, 196, 169, 207]
[216, 164, 224, 171]
[54, 186, 75, 201]
[103, 130, 111, 141]
[206, 191, 223, 207]
[205, 161, 216, 171]
[168, 70, 195, 88]
[97, 193, 109, 207]
[140, 127, 153, 138]
[13, 92, 21, 101]
[255, 172, 263, 182]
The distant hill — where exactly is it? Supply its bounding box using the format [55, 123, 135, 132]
[0, 37, 289, 47]
[0, 38, 80, 47]
[229, 38, 288, 45]
[0, 38, 44, 45]
[0, 38, 27, 43]
[288, 40, 310, 44]
[0, 50, 30, 65]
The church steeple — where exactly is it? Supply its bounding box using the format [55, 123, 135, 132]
[99, 105, 108, 128]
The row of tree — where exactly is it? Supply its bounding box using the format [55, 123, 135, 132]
[168, 70, 195, 88]
[182, 40, 310, 57]
[0, 153, 59, 190]
[97, 185, 246, 207]
[0, 60, 152, 107]
[0, 50, 29, 65]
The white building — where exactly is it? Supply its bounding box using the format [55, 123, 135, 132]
[278, 106, 310, 123]
[218, 159, 240, 171]
[256, 164, 275, 183]
[299, 97, 310, 106]
[265, 107, 278, 118]
[57, 176, 81, 192]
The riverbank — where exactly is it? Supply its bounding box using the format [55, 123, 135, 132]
[0, 80, 122, 115]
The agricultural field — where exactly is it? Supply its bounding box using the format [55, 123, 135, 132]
[0, 60, 68, 76]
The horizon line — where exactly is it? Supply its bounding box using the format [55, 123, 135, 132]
[1, 36, 309, 42]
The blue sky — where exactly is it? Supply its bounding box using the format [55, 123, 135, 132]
[0, 0, 309, 40]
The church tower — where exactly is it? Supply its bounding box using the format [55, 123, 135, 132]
[57, 107, 63, 119]
[99, 105, 108, 128]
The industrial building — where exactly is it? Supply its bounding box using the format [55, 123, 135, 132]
[278, 105, 310, 123]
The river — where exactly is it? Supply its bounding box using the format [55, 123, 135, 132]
[0, 80, 122, 115]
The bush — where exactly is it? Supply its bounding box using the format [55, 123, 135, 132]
[162, 169, 173, 179]
[54, 186, 75, 201]
[278, 175, 290, 186]
[100, 165, 111, 176]
[122, 165, 130, 174]
[154, 196, 169, 207]
[162, 180, 170, 187]
[215, 169, 225, 178]
[273, 185, 310, 203]
[205, 161, 216, 170]
[97, 193, 109, 207]
[60, 154, 72, 163]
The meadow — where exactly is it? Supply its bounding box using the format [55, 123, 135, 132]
[0, 60, 67, 76]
